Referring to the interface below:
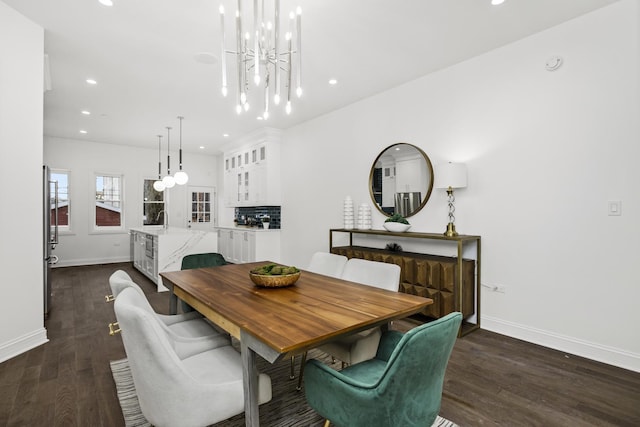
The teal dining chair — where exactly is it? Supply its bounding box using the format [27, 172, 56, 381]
[179, 252, 228, 313]
[304, 312, 462, 427]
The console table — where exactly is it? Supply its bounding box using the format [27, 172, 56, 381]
[329, 228, 481, 336]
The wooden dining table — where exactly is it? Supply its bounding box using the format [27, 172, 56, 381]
[160, 261, 433, 427]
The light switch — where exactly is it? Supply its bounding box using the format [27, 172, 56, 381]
[608, 201, 622, 216]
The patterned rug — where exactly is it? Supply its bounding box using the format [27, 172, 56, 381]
[110, 351, 458, 427]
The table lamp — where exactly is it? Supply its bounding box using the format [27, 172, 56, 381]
[435, 162, 467, 237]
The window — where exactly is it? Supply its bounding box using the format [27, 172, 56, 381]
[95, 174, 123, 228]
[50, 170, 70, 230]
[143, 179, 165, 226]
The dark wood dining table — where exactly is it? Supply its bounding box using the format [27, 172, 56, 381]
[160, 261, 432, 427]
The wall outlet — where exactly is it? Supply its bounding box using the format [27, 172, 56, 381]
[608, 201, 622, 216]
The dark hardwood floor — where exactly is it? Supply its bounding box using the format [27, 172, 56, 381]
[1, 263, 638, 426]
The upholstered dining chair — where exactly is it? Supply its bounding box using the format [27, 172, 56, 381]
[317, 258, 401, 365]
[179, 252, 228, 313]
[304, 312, 462, 427]
[306, 252, 348, 278]
[114, 287, 272, 427]
[293, 259, 401, 390]
[289, 252, 349, 383]
[181, 252, 228, 270]
[107, 270, 224, 340]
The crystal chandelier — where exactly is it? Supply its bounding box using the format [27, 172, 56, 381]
[219, 0, 302, 119]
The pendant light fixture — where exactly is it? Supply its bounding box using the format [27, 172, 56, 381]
[173, 116, 189, 185]
[153, 135, 166, 192]
[162, 126, 176, 188]
[219, 0, 302, 118]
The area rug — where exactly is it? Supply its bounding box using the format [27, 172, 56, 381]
[110, 352, 458, 427]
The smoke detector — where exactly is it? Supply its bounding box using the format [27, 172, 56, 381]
[545, 56, 563, 71]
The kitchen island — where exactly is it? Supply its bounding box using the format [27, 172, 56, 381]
[130, 227, 218, 292]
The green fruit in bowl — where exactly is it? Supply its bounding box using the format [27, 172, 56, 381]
[251, 264, 299, 276]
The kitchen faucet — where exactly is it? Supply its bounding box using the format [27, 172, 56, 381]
[156, 210, 168, 229]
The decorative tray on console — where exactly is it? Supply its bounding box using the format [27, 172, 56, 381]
[249, 264, 301, 288]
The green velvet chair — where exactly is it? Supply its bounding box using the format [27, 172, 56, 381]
[304, 312, 462, 427]
[179, 253, 228, 312]
[181, 252, 228, 270]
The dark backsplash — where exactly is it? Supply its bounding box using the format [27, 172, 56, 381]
[235, 206, 281, 229]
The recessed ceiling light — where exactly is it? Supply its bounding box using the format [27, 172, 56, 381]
[223, 133, 229, 137]
[86, 78, 97, 85]
[99, 0, 114, 6]
[79, 130, 88, 134]
[81, 110, 91, 115]
[329, 79, 338, 85]
[491, 0, 505, 5]
[199, 146, 205, 150]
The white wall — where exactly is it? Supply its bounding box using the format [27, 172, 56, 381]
[44, 137, 219, 266]
[0, 2, 47, 361]
[280, 0, 640, 372]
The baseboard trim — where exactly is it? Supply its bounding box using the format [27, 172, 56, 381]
[0, 328, 48, 363]
[482, 316, 640, 373]
[54, 256, 132, 268]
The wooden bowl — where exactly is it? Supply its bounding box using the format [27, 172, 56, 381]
[249, 271, 301, 288]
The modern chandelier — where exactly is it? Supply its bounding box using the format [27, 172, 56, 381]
[152, 117, 189, 192]
[153, 135, 166, 192]
[173, 116, 189, 185]
[162, 126, 176, 189]
[219, 0, 302, 119]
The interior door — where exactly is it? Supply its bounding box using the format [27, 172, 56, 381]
[188, 186, 216, 230]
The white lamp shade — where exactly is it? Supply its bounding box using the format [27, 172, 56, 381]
[435, 162, 467, 189]
[163, 174, 176, 188]
[174, 170, 189, 185]
[153, 180, 165, 192]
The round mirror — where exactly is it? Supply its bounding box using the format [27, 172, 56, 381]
[368, 143, 434, 218]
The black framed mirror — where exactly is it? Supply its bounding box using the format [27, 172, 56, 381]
[368, 143, 434, 218]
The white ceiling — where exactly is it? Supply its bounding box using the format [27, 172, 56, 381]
[5, 0, 619, 154]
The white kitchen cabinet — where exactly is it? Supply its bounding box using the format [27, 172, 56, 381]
[217, 228, 232, 260]
[132, 231, 145, 270]
[130, 228, 218, 292]
[217, 227, 280, 264]
[222, 128, 281, 207]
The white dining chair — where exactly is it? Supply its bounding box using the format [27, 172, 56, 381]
[306, 252, 348, 278]
[340, 258, 401, 292]
[317, 258, 401, 365]
[293, 259, 401, 390]
[107, 270, 225, 340]
[291, 252, 350, 384]
[114, 287, 272, 427]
